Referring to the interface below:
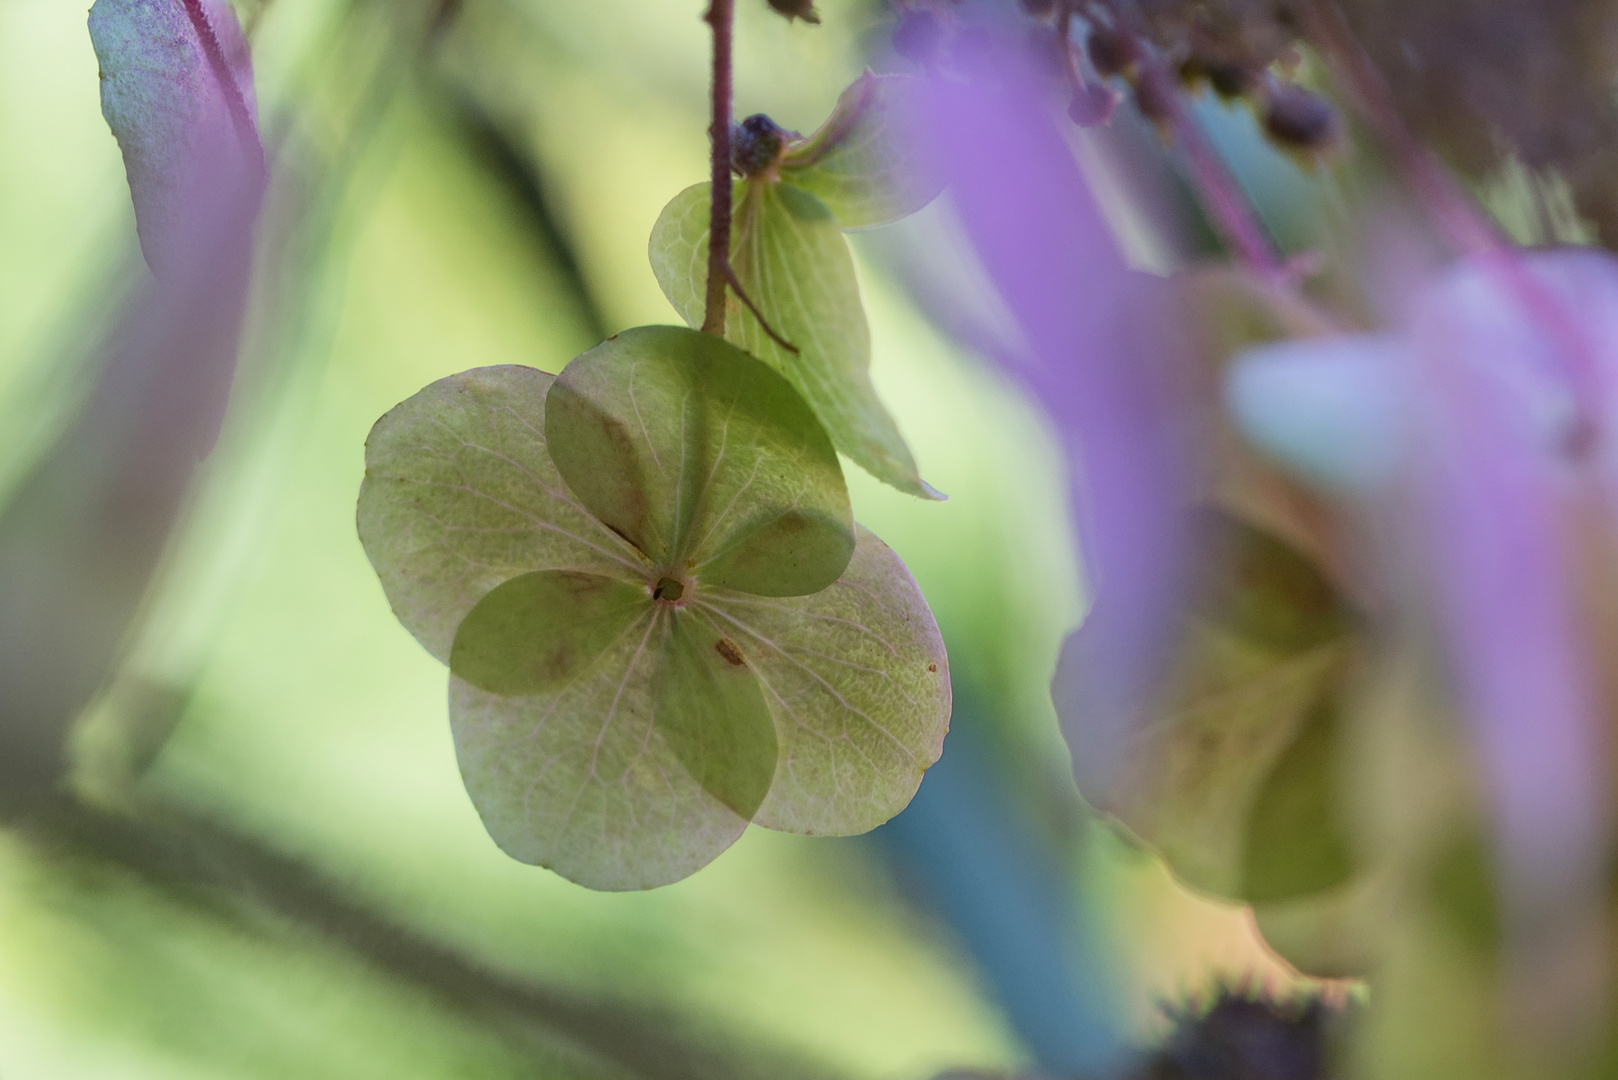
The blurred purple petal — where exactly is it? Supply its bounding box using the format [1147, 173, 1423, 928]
[89, 0, 263, 281]
[1411, 254, 1614, 923]
[922, 73, 1193, 795]
[1226, 334, 1411, 493]
[0, 2, 265, 802]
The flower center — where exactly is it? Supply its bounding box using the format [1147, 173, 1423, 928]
[652, 576, 686, 603]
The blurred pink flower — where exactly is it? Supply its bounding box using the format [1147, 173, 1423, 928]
[1233, 248, 1618, 998]
[921, 66, 1196, 798]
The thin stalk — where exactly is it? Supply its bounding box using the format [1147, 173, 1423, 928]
[726, 265, 799, 353]
[702, 0, 735, 336]
[1159, 70, 1282, 277]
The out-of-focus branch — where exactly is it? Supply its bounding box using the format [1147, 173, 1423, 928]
[25, 792, 846, 1080]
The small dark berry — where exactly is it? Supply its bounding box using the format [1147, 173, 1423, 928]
[767, 0, 821, 24]
[1085, 24, 1135, 77]
[1067, 84, 1117, 127]
[1263, 84, 1339, 150]
[1018, 0, 1056, 19]
[732, 113, 787, 177]
[1178, 57, 1255, 99]
[1205, 62, 1255, 99]
[893, 9, 944, 67]
[1132, 72, 1175, 125]
[1143, 989, 1336, 1080]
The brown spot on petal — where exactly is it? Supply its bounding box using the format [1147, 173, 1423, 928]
[928, 663, 937, 673]
[715, 638, 746, 666]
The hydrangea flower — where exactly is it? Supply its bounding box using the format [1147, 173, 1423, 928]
[1230, 248, 1618, 961]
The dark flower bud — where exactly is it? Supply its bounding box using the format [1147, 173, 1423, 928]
[893, 8, 944, 67]
[1018, 0, 1056, 19]
[1180, 56, 1256, 99]
[1206, 62, 1255, 99]
[767, 0, 820, 24]
[1085, 24, 1135, 77]
[731, 113, 788, 178]
[1132, 72, 1175, 125]
[1263, 84, 1339, 150]
[1067, 84, 1117, 127]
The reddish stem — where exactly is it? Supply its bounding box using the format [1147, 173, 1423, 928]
[178, 0, 262, 165]
[1155, 62, 1282, 276]
[702, 0, 735, 336]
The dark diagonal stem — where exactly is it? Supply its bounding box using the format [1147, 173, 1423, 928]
[178, 0, 263, 166]
[702, 0, 735, 336]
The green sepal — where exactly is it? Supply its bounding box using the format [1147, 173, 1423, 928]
[654, 613, 779, 819]
[545, 325, 855, 596]
[650, 183, 938, 500]
[779, 72, 943, 230]
[449, 570, 648, 696]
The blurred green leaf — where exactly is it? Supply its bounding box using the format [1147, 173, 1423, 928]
[779, 73, 943, 230]
[1240, 694, 1356, 903]
[1084, 512, 1359, 905]
[649, 182, 938, 500]
[1250, 871, 1390, 978]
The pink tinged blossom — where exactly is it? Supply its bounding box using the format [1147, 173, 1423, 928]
[89, 0, 264, 282]
[86, 0, 266, 456]
[921, 73, 1194, 796]
[0, 1, 267, 798]
[1231, 249, 1618, 962]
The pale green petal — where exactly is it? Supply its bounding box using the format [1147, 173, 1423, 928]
[450, 570, 649, 696]
[1074, 512, 1359, 902]
[655, 613, 779, 819]
[699, 526, 950, 835]
[450, 609, 749, 891]
[357, 365, 646, 663]
[779, 72, 943, 230]
[545, 325, 854, 595]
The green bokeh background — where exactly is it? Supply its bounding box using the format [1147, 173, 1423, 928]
[0, 2, 1289, 1075]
